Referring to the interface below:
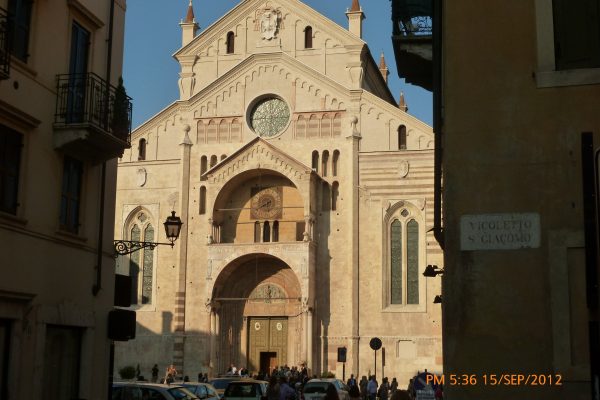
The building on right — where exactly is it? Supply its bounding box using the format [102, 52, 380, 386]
[392, 1, 600, 399]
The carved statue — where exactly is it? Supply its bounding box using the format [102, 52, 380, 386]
[260, 9, 279, 40]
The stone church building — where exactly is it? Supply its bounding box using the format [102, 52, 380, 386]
[114, 0, 442, 382]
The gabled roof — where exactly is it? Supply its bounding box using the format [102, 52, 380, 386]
[203, 136, 314, 179]
[174, 0, 366, 58]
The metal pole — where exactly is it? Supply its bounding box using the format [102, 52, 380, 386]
[374, 350, 377, 380]
[343, 362, 346, 383]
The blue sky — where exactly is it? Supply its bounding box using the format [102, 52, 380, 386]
[122, 0, 432, 128]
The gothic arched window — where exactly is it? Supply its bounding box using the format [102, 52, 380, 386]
[332, 150, 340, 176]
[263, 221, 271, 243]
[272, 220, 279, 242]
[304, 26, 313, 49]
[384, 203, 425, 309]
[331, 181, 339, 211]
[322, 150, 329, 177]
[398, 125, 407, 150]
[254, 221, 261, 243]
[226, 31, 235, 54]
[200, 156, 208, 177]
[127, 210, 155, 305]
[200, 186, 207, 215]
[312, 151, 319, 173]
[138, 138, 146, 161]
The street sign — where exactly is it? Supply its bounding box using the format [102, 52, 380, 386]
[369, 337, 382, 350]
[337, 347, 347, 362]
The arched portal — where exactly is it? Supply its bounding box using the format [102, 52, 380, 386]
[210, 170, 307, 244]
[210, 254, 305, 375]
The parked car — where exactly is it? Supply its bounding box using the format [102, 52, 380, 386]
[302, 379, 350, 400]
[209, 377, 248, 399]
[223, 380, 268, 400]
[180, 382, 220, 400]
[112, 382, 199, 400]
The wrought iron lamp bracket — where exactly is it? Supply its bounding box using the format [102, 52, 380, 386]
[113, 240, 174, 257]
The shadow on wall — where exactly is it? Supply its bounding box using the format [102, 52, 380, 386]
[114, 311, 212, 381]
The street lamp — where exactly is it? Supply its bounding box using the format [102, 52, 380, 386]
[114, 211, 183, 256]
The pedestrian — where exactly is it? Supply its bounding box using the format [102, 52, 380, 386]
[349, 384, 361, 400]
[367, 376, 377, 400]
[279, 376, 296, 400]
[389, 378, 398, 396]
[165, 364, 177, 384]
[267, 375, 281, 400]
[378, 378, 389, 400]
[406, 379, 415, 399]
[152, 364, 159, 383]
[359, 376, 368, 400]
[347, 374, 357, 388]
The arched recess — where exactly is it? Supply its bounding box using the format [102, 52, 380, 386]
[209, 254, 305, 373]
[209, 169, 308, 244]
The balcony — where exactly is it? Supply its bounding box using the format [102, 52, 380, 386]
[0, 7, 9, 80]
[391, 0, 433, 91]
[53, 73, 132, 163]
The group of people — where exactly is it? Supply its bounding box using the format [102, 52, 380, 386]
[142, 362, 442, 399]
[355, 375, 442, 400]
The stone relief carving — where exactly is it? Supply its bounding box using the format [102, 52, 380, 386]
[137, 168, 147, 187]
[398, 160, 410, 178]
[259, 9, 281, 40]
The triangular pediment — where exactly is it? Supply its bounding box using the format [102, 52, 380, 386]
[204, 137, 314, 186]
[174, 0, 365, 59]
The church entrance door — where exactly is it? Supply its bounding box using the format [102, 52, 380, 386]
[259, 352, 277, 374]
[248, 317, 288, 373]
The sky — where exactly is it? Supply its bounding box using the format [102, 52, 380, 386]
[122, 0, 433, 129]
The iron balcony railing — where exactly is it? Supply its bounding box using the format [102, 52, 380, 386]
[392, 0, 433, 36]
[54, 72, 132, 145]
[0, 7, 10, 79]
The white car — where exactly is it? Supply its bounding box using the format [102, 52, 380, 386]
[112, 382, 199, 400]
[302, 379, 350, 400]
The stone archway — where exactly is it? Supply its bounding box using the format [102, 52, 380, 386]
[209, 254, 306, 375]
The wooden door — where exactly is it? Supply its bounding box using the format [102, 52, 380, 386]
[248, 317, 288, 373]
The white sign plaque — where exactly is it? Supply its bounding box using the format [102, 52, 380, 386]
[460, 213, 540, 250]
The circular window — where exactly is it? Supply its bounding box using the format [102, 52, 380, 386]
[249, 97, 290, 137]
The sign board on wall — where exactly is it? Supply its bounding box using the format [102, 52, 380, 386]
[460, 213, 541, 250]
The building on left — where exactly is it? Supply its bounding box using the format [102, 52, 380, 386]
[0, 0, 130, 398]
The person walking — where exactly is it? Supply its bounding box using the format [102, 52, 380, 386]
[377, 378, 389, 400]
[389, 378, 398, 396]
[165, 364, 178, 384]
[279, 376, 296, 400]
[347, 374, 357, 388]
[349, 384, 361, 400]
[267, 375, 281, 400]
[151, 364, 159, 383]
[367, 376, 377, 400]
[359, 376, 368, 400]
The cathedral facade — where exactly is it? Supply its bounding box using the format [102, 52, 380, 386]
[114, 0, 442, 383]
